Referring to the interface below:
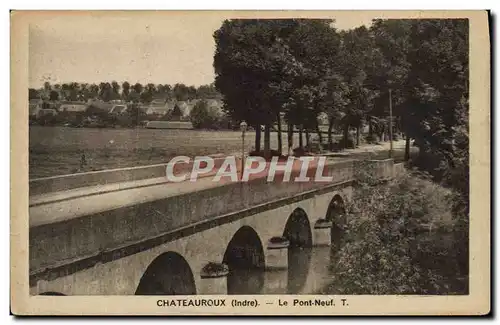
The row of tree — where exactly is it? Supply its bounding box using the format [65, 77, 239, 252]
[29, 82, 221, 103]
[213, 18, 468, 188]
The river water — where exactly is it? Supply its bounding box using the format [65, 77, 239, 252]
[227, 246, 336, 294]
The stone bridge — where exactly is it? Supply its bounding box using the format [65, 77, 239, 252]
[29, 157, 402, 295]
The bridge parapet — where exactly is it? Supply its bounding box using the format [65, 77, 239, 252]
[29, 154, 229, 196]
[29, 158, 400, 286]
[353, 158, 405, 182]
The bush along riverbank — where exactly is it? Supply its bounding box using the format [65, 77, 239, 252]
[320, 167, 468, 295]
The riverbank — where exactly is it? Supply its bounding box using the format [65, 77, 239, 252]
[316, 170, 468, 295]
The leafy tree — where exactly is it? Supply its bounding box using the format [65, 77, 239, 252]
[404, 19, 468, 181]
[160, 84, 172, 100]
[79, 83, 90, 101]
[187, 86, 197, 100]
[214, 19, 304, 156]
[190, 99, 218, 129]
[140, 89, 154, 104]
[285, 19, 341, 148]
[128, 90, 141, 103]
[322, 169, 467, 295]
[145, 83, 156, 94]
[132, 83, 144, 95]
[197, 84, 219, 99]
[67, 82, 80, 101]
[367, 19, 412, 146]
[173, 83, 189, 101]
[321, 75, 350, 148]
[337, 26, 376, 148]
[89, 84, 99, 99]
[29, 88, 39, 100]
[122, 81, 130, 100]
[60, 83, 69, 100]
[43, 81, 51, 93]
[156, 84, 165, 97]
[111, 81, 121, 100]
[99, 82, 113, 102]
[49, 90, 59, 101]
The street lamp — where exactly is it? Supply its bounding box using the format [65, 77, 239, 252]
[240, 121, 248, 180]
[388, 89, 393, 159]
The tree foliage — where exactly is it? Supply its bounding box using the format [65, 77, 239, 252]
[322, 169, 467, 295]
[213, 18, 468, 194]
[190, 99, 224, 129]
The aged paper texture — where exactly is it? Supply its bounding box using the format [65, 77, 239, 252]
[11, 10, 490, 315]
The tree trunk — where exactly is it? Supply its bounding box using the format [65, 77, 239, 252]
[368, 117, 373, 143]
[356, 125, 361, 147]
[255, 124, 261, 152]
[305, 129, 310, 148]
[277, 112, 282, 155]
[264, 124, 271, 158]
[315, 121, 323, 146]
[288, 123, 293, 155]
[343, 123, 349, 150]
[328, 117, 334, 149]
[404, 134, 411, 161]
[299, 127, 303, 149]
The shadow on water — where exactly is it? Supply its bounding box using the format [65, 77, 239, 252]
[226, 246, 317, 294]
[287, 247, 313, 294]
[227, 268, 265, 294]
[224, 226, 266, 294]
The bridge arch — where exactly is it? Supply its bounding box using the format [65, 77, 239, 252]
[326, 194, 347, 249]
[283, 208, 312, 248]
[282, 208, 313, 293]
[135, 251, 196, 295]
[223, 226, 265, 270]
[223, 226, 265, 294]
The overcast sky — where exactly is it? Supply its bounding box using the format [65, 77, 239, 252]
[29, 12, 375, 88]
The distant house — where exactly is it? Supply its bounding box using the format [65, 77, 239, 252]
[164, 99, 177, 111]
[87, 99, 113, 112]
[150, 99, 166, 106]
[146, 107, 169, 116]
[57, 102, 88, 124]
[37, 108, 58, 118]
[145, 99, 171, 117]
[206, 99, 223, 111]
[108, 104, 128, 115]
[174, 101, 189, 116]
[29, 99, 43, 117]
[109, 99, 126, 105]
[204, 99, 225, 119]
[60, 102, 88, 113]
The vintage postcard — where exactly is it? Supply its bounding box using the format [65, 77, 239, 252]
[10, 10, 490, 315]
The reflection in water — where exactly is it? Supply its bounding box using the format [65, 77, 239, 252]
[227, 268, 265, 294]
[224, 226, 266, 294]
[331, 225, 342, 250]
[287, 247, 312, 294]
[227, 246, 338, 294]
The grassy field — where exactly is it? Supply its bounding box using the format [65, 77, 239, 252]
[29, 126, 408, 178]
[29, 126, 305, 178]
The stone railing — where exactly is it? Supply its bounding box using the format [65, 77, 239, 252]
[29, 154, 229, 196]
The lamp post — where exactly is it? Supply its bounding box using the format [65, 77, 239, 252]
[389, 89, 393, 159]
[239, 121, 248, 180]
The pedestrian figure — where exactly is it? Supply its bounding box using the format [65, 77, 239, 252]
[80, 151, 87, 170]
